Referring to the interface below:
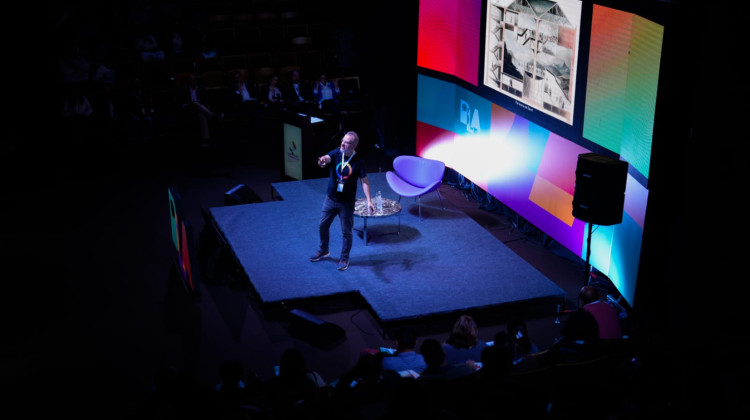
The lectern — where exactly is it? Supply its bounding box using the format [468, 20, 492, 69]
[282, 111, 328, 180]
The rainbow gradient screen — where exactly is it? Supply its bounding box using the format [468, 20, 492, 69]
[416, 0, 665, 306]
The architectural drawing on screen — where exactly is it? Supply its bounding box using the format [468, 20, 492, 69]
[485, 0, 581, 124]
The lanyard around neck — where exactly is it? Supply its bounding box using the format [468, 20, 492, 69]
[339, 151, 355, 180]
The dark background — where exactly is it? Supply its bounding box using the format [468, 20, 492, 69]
[2, 0, 747, 418]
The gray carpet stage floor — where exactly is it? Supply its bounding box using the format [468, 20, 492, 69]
[208, 172, 566, 323]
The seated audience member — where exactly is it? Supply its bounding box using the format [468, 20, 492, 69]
[481, 331, 514, 378]
[58, 42, 90, 85]
[419, 338, 475, 382]
[135, 366, 220, 419]
[480, 331, 547, 418]
[61, 86, 94, 119]
[536, 308, 609, 367]
[414, 338, 476, 417]
[225, 70, 260, 126]
[542, 308, 618, 419]
[506, 316, 540, 363]
[177, 72, 223, 146]
[312, 73, 340, 114]
[442, 314, 488, 366]
[332, 350, 400, 420]
[453, 332, 514, 398]
[60, 86, 97, 149]
[267, 347, 327, 393]
[282, 68, 314, 113]
[264, 74, 285, 118]
[263, 347, 329, 418]
[214, 359, 247, 405]
[122, 75, 155, 145]
[266, 74, 283, 106]
[134, 30, 165, 61]
[579, 285, 623, 340]
[381, 326, 427, 375]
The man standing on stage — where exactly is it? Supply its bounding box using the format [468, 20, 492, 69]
[310, 131, 375, 271]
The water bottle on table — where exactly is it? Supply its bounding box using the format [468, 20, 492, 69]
[376, 191, 382, 213]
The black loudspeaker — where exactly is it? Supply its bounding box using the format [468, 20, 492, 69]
[572, 153, 628, 226]
[288, 309, 346, 348]
[224, 184, 261, 206]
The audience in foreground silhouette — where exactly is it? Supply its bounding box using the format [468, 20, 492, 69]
[214, 359, 247, 404]
[381, 326, 427, 376]
[441, 314, 488, 366]
[332, 350, 400, 420]
[579, 285, 624, 340]
[129, 311, 736, 420]
[419, 338, 476, 382]
[134, 366, 223, 420]
[536, 308, 609, 367]
[509, 316, 539, 354]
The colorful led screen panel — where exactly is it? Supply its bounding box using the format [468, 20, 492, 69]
[583, 4, 663, 180]
[416, 74, 647, 305]
[418, 0, 482, 85]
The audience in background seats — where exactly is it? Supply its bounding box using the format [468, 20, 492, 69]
[134, 29, 166, 62]
[225, 70, 261, 127]
[61, 86, 94, 120]
[177, 71, 223, 146]
[122, 74, 155, 145]
[312, 73, 341, 114]
[57, 42, 91, 85]
[266, 74, 283, 107]
[441, 314, 488, 366]
[263, 73, 286, 120]
[282, 68, 314, 114]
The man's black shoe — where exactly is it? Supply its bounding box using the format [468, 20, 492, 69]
[310, 251, 330, 262]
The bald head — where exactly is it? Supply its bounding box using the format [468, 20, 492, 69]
[579, 286, 600, 305]
[344, 131, 359, 147]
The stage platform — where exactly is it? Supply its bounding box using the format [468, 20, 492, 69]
[208, 172, 566, 323]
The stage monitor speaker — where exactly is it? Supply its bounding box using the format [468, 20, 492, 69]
[288, 309, 346, 348]
[572, 153, 628, 226]
[224, 184, 261, 206]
